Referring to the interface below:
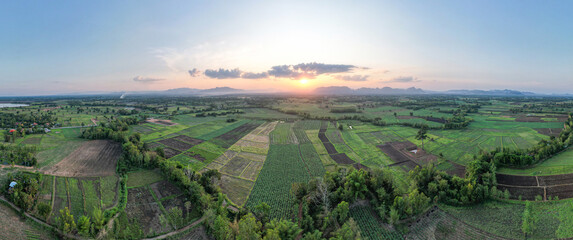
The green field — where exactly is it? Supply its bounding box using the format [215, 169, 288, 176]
[245, 144, 312, 219]
[127, 169, 164, 188]
[498, 147, 573, 176]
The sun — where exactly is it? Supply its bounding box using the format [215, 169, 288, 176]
[299, 79, 308, 85]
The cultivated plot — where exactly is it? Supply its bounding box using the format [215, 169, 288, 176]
[43, 140, 121, 177]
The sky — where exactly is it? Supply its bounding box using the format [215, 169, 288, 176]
[1, 0, 572, 96]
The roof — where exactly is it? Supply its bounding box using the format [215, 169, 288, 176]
[9, 182, 17, 188]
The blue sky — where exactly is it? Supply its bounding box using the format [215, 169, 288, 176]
[1, 0, 572, 95]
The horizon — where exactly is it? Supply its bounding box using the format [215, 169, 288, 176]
[2, 1, 572, 95]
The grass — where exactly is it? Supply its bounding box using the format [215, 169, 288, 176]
[270, 122, 297, 144]
[35, 139, 86, 169]
[127, 169, 164, 188]
[100, 175, 118, 208]
[67, 177, 85, 218]
[498, 147, 573, 176]
[439, 200, 565, 239]
[82, 179, 102, 215]
[197, 119, 251, 140]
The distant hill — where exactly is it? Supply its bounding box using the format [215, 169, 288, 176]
[442, 89, 536, 96]
[313, 86, 425, 95]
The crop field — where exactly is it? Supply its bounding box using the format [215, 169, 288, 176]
[407, 207, 508, 240]
[0, 204, 57, 240]
[43, 140, 121, 177]
[210, 121, 264, 148]
[245, 144, 313, 219]
[127, 169, 164, 188]
[498, 147, 573, 176]
[49, 175, 118, 223]
[270, 122, 298, 144]
[440, 200, 566, 239]
[242, 108, 301, 120]
[125, 187, 165, 235]
[125, 178, 192, 237]
[205, 121, 276, 206]
[350, 205, 402, 240]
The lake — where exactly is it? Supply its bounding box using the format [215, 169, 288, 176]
[0, 103, 29, 108]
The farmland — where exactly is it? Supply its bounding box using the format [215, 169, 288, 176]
[1, 95, 573, 239]
[43, 140, 121, 177]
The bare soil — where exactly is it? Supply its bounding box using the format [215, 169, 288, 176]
[150, 180, 182, 200]
[173, 135, 204, 145]
[43, 140, 121, 177]
[147, 118, 178, 126]
[212, 122, 263, 148]
[330, 153, 355, 164]
[159, 138, 194, 151]
[534, 128, 563, 137]
[163, 147, 182, 159]
[125, 187, 165, 235]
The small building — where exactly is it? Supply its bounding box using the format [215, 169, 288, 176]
[410, 149, 418, 154]
[9, 129, 16, 133]
[9, 181, 17, 188]
[44, 128, 51, 133]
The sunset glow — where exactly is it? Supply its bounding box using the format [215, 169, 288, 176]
[0, 1, 571, 96]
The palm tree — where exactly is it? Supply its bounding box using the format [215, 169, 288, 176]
[416, 127, 428, 150]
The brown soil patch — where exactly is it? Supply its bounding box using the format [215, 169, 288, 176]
[212, 122, 264, 148]
[159, 138, 194, 151]
[163, 147, 181, 159]
[161, 195, 190, 219]
[43, 140, 120, 177]
[445, 161, 466, 178]
[125, 187, 164, 234]
[377, 141, 440, 171]
[147, 118, 178, 126]
[42, 106, 61, 111]
[534, 128, 563, 137]
[173, 135, 204, 145]
[150, 180, 183, 200]
[185, 153, 206, 162]
[330, 153, 355, 164]
[353, 163, 370, 170]
[497, 173, 573, 200]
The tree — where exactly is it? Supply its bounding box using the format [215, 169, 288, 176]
[92, 208, 104, 232]
[56, 207, 76, 234]
[522, 201, 536, 238]
[184, 201, 192, 219]
[237, 213, 262, 240]
[167, 207, 184, 230]
[331, 201, 349, 226]
[416, 127, 428, 150]
[213, 215, 233, 240]
[302, 230, 324, 240]
[77, 215, 91, 236]
[331, 218, 361, 240]
[265, 219, 302, 240]
[253, 202, 271, 224]
[37, 202, 51, 220]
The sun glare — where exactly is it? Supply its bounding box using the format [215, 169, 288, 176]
[299, 79, 308, 85]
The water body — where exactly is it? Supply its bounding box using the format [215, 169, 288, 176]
[0, 103, 29, 108]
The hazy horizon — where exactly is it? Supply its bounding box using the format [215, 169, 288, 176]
[2, 1, 572, 96]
